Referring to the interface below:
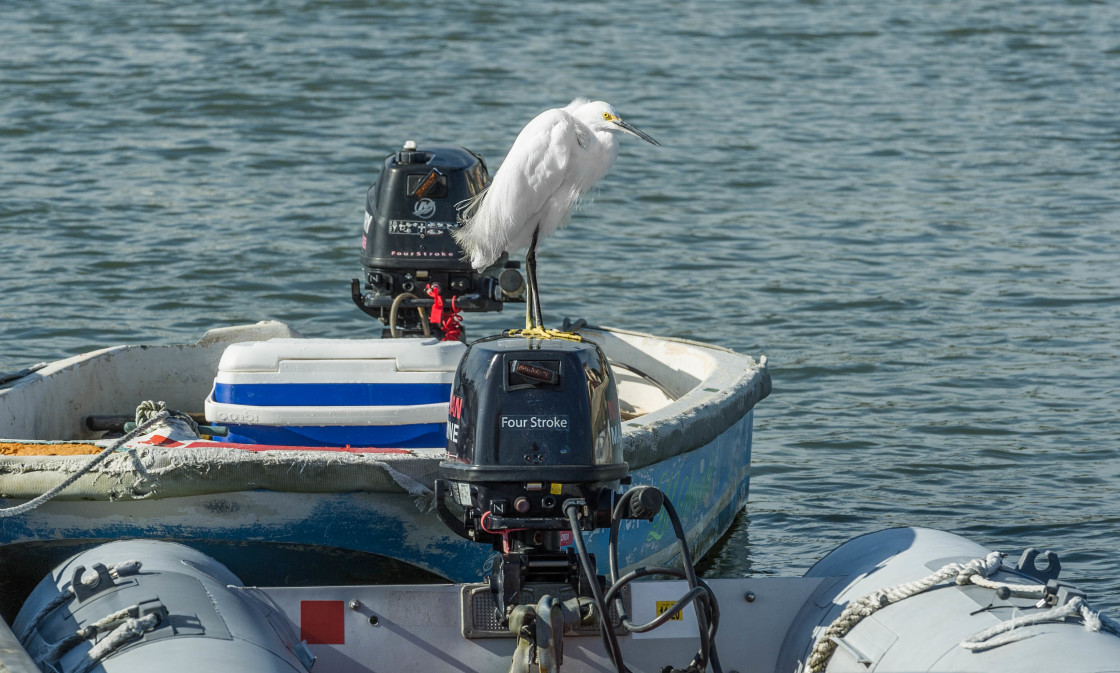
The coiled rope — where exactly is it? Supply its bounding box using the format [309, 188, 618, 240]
[426, 284, 463, 341]
[135, 400, 198, 434]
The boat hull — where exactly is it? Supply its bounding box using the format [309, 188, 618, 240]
[0, 324, 768, 595]
[0, 409, 753, 586]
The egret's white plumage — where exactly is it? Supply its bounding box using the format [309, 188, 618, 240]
[454, 98, 660, 271]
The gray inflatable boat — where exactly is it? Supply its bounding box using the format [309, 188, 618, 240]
[4, 527, 1119, 673]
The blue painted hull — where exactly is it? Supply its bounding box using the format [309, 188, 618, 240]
[0, 410, 752, 584]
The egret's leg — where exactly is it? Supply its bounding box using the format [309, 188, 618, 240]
[525, 229, 544, 329]
[523, 254, 533, 331]
[523, 247, 534, 331]
[510, 230, 579, 342]
[523, 287, 532, 331]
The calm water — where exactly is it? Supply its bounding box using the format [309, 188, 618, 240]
[2, 1, 1119, 611]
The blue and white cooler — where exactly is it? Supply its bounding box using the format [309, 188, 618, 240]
[204, 338, 466, 448]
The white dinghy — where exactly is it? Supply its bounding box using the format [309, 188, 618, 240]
[0, 321, 769, 590]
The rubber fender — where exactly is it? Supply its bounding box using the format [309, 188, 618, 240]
[777, 527, 1120, 672]
[12, 539, 312, 673]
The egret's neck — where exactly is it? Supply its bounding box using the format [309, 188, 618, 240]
[587, 128, 620, 166]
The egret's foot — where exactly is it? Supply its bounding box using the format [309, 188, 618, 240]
[507, 326, 583, 342]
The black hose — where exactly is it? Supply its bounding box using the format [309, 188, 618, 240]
[568, 488, 725, 673]
[602, 567, 719, 632]
[607, 488, 724, 673]
[565, 502, 630, 673]
[388, 292, 430, 338]
[661, 496, 717, 672]
[601, 565, 721, 673]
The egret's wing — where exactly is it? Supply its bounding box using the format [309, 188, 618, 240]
[455, 109, 578, 268]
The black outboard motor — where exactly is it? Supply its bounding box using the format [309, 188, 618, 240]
[435, 336, 723, 673]
[435, 337, 626, 613]
[351, 142, 526, 338]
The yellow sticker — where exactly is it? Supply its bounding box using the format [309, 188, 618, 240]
[655, 601, 683, 621]
[550, 483, 562, 495]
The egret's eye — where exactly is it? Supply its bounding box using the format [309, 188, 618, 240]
[602, 112, 613, 121]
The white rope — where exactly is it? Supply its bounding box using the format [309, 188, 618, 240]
[807, 552, 1005, 672]
[41, 607, 134, 664]
[960, 596, 1098, 651]
[0, 412, 170, 518]
[75, 613, 160, 673]
[107, 559, 142, 579]
[136, 400, 198, 434]
[968, 574, 1047, 597]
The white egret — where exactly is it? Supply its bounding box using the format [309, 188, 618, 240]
[453, 98, 660, 336]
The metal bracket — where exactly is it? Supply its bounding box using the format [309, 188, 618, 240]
[71, 564, 118, 603]
[1038, 579, 1086, 608]
[1016, 548, 1061, 582]
[460, 583, 627, 639]
[133, 598, 169, 623]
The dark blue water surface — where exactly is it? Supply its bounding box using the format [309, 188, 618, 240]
[2, 1, 1118, 611]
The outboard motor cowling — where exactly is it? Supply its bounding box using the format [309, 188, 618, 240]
[361, 144, 486, 280]
[437, 337, 625, 541]
[351, 142, 526, 337]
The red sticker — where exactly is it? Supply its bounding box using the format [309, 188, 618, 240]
[140, 435, 184, 448]
[301, 600, 345, 644]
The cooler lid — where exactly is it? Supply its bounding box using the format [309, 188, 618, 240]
[217, 338, 467, 373]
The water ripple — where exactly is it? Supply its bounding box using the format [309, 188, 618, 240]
[1, 0, 1119, 612]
